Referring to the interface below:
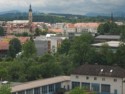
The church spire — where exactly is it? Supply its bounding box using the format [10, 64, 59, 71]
[110, 12, 114, 22]
[29, 4, 32, 12]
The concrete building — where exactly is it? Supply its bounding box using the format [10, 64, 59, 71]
[71, 64, 125, 94]
[11, 76, 70, 94]
[34, 35, 66, 56]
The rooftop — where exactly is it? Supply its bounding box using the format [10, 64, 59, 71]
[11, 76, 70, 92]
[92, 41, 123, 48]
[72, 64, 125, 78]
[95, 35, 120, 40]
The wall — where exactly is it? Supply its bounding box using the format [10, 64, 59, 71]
[71, 75, 124, 94]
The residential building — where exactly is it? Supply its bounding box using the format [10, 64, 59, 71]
[11, 76, 70, 94]
[0, 41, 9, 57]
[34, 35, 66, 56]
[71, 64, 125, 94]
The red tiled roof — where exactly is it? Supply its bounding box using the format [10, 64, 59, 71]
[0, 41, 9, 50]
[75, 23, 100, 28]
[18, 37, 30, 44]
[49, 29, 63, 33]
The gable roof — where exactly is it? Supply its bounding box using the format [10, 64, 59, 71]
[72, 64, 125, 78]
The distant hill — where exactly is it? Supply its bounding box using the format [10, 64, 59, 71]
[0, 10, 124, 22]
[86, 12, 125, 17]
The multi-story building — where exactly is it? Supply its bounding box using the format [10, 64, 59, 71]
[71, 64, 125, 94]
[34, 35, 66, 56]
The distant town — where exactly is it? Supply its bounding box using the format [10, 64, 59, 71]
[0, 4, 125, 94]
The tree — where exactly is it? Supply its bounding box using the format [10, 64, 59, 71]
[95, 43, 114, 65]
[69, 87, 88, 94]
[34, 28, 41, 36]
[0, 26, 5, 36]
[22, 40, 36, 58]
[115, 43, 125, 68]
[69, 33, 94, 66]
[120, 25, 125, 42]
[97, 22, 119, 35]
[8, 38, 22, 58]
[57, 39, 71, 55]
[0, 85, 11, 94]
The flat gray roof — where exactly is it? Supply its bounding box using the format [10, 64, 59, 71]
[11, 76, 70, 92]
[92, 41, 123, 48]
[95, 35, 120, 40]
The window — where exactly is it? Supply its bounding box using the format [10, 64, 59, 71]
[42, 86, 48, 94]
[91, 83, 100, 92]
[86, 76, 89, 80]
[76, 75, 79, 78]
[94, 77, 97, 80]
[18, 91, 25, 94]
[102, 78, 105, 81]
[114, 79, 117, 82]
[26, 89, 33, 94]
[82, 82, 90, 90]
[49, 84, 55, 92]
[55, 83, 61, 91]
[101, 84, 110, 93]
[34, 87, 40, 94]
[72, 82, 80, 89]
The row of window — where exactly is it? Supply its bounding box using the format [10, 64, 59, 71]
[72, 82, 111, 93]
[76, 76, 117, 82]
[12, 82, 61, 94]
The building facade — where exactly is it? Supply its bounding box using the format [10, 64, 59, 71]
[11, 76, 70, 94]
[71, 64, 125, 94]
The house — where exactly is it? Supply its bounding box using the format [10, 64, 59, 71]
[11, 76, 70, 94]
[34, 36, 66, 56]
[71, 64, 125, 94]
[0, 41, 9, 57]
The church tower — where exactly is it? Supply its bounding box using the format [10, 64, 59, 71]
[110, 12, 114, 22]
[28, 4, 33, 30]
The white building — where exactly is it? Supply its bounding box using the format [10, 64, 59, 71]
[92, 41, 124, 52]
[71, 64, 125, 94]
[11, 76, 70, 94]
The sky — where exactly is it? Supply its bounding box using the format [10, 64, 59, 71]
[0, 0, 125, 15]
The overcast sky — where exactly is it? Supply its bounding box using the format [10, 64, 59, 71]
[0, 0, 125, 15]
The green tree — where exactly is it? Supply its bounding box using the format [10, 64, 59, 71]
[69, 33, 94, 66]
[120, 25, 125, 42]
[97, 22, 119, 35]
[0, 85, 11, 94]
[115, 43, 125, 68]
[69, 87, 88, 94]
[34, 28, 41, 36]
[98, 43, 114, 65]
[58, 39, 71, 55]
[8, 38, 22, 58]
[0, 26, 5, 36]
[22, 40, 36, 58]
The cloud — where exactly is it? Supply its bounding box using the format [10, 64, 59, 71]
[0, 0, 125, 15]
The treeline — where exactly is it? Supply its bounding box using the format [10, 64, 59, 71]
[1, 32, 125, 82]
[0, 13, 124, 23]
